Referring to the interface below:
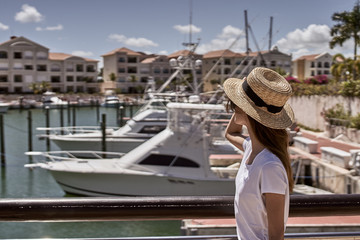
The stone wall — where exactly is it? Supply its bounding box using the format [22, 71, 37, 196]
[288, 95, 360, 131]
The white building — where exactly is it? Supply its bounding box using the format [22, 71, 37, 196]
[292, 52, 332, 81]
[0, 36, 99, 93]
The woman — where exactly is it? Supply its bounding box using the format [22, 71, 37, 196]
[223, 67, 294, 240]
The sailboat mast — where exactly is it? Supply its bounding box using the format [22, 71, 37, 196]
[269, 16, 273, 51]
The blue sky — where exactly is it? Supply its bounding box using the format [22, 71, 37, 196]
[0, 0, 357, 67]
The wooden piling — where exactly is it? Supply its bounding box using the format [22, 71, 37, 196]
[45, 107, 50, 151]
[72, 105, 76, 127]
[0, 114, 5, 166]
[67, 101, 71, 125]
[101, 114, 106, 158]
[60, 105, 64, 135]
[119, 106, 124, 126]
[96, 99, 100, 123]
[27, 111, 33, 162]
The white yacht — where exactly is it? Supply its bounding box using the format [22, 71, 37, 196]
[26, 103, 238, 197]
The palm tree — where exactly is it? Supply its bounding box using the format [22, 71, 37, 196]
[331, 53, 360, 81]
[330, 2, 360, 61]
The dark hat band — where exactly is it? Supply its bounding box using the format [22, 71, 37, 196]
[242, 80, 283, 114]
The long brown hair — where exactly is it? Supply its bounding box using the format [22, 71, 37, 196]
[227, 100, 294, 192]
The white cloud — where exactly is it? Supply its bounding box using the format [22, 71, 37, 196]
[197, 25, 245, 54]
[71, 51, 94, 57]
[218, 25, 243, 39]
[0, 22, 9, 30]
[275, 24, 353, 59]
[158, 50, 168, 55]
[36, 24, 63, 31]
[15, 4, 43, 23]
[108, 34, 158, 47]
[173, 24, 201, 34]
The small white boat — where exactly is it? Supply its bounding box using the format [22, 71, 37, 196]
[0, 101, 10, 113]
[42, 91, 68, 108]
[101, 95, 122, 107]
[26, 103, 238, 197]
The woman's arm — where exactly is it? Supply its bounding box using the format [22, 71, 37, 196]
[225, 113, 246, 151]
[264, 193, 285, 240]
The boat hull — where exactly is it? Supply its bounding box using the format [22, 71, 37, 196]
[50, 170, 235, 197]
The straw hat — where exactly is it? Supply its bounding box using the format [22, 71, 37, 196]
[223, 67, 294, 129]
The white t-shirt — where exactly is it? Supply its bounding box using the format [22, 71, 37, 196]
[234, 138, 289, 240]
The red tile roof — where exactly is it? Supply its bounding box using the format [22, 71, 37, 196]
[102, 47, 142, 57]
[49, 52, 98, 62]
[168, 49, 202, 59]
[203, 49, 243, 59]
[294, 54, 319, 61]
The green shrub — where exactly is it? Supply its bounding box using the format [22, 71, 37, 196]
[324, 104, 351, 126]
[351, 113, 360, 129]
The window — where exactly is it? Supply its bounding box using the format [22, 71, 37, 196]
[14, 87, 22, 93]
[76, 64, 83, 72]
[51, 64, 61, 72]
[317, 62, 322, 68]
[252, 60, 257, 66]
[324, 70, 330, 75]
[66, 63, 74, 72]
[324, 62, 330, 68]
[77, 86, 84, 92]
[311, 71, 315, 76]
[14, 52, 22, 59]
[139, 154, 200, 168]
[14, 75, 22, 82]
[311, 62, 315, 68]
[128, 57, 137, 63]
[86, 65, 95, 72]
[36, 51, 47, 60]
[118, 57, 125, 62]
[37, 65, 47, 71]
[24, 51, 33, 59]
[0, 87, 8, 93]
[0, 51, 7, 59]
[128, 67, 137, 74]
[0, 75, 7, 82]
[51, 76, 61, 83]
[76, 76, 84, 82]
[25, 65, 33, 70]
[24, 75, 33, 83]
[118, 68, 125, 73]
[154, 68, 160, 74]
[0, 63, 8, 70]
[13, 63, 23, 70]
[224, 59, 231, 65]
[224, 68, 231, 74]
[163, 68, 169, 74]
[67, 86, 74, 92]
[271, 60, 276, 67]
[317, 70, 322, 75]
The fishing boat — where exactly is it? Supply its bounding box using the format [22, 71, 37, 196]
[42, 91, 68, 108]
[26, 103, 238, 196]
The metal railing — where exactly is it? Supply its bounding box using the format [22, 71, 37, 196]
[1, 194, 360, 239]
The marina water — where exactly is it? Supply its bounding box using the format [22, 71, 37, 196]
[0, 106, 181, 239]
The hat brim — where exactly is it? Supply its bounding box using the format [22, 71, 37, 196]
[224, 77, 295, 129]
